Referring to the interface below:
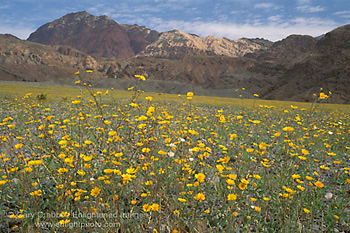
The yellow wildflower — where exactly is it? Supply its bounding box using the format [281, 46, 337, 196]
[91, 187, 101, 197]
[314, 181, 324, 188]
[227, 194, 237, 201]
[194, 193, 205, 202]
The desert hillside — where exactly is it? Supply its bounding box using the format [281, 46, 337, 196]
[0, 12, 348, 103]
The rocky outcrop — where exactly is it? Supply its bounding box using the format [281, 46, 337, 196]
[138, 29, 272, 58]
[0, 34, 102, 82]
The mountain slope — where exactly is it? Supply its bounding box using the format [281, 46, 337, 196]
[0, 34, 102, 82]
[259, 25, 350, 103]
[2, 15, 350, 103]
[28, 12, 272, 60]
[245, 35, 317, 63]
[27, 11, 159, 59]
[120, 24, 160, 55]
[138, 29, 273, 58]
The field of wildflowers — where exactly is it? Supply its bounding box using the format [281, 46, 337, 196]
[0, 74, 349, 232]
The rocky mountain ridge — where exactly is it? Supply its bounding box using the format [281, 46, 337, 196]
[1, 12, 349, 103]
[0, 34, 100, 82]
[137, 29, 272, 58]
[27, 11, 273, 59]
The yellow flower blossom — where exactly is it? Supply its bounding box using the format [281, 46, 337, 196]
[90, 187, 101, 197]
[303, 208, 310, 214]
[194, 193, 205, 202]
[151, 203, 159, 211]
[227, 194, 237, 201]
[195, 173, 205, 183]
[30, 190, 42, 196]
[314, 181, 324, 188]
[283, 127, 294, 132]
[143, 204, 151, 212]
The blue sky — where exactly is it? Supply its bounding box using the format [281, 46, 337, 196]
[0, 0, 349, 41]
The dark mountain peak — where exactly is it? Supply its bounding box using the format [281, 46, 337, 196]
[316, 24, 350, 51]
[64, 11, 91, 18]
[70, 10, 89, 15]
[328, 24, 350, 33]
[27, 12, 135, 58]
[244, 34, 316, 62]
[40, 11, 117, 29]
[27, 12, 160, 58]
[69, 11, 114, 23]
[60, 11, 109, 20]
[272, 34, 316, 50]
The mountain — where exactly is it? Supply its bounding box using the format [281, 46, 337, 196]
[0, 34, 102, 82]
[1, 12, 350, 103]
[27, 12, 272, 59]
[120, 24, 160, 55]
[27, 11, 159, 59]
[245, 35, 317, 63]
[137, 29, 273, 58]
[258, 25, 350, 103]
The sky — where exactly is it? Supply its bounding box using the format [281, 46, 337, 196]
[0, 0, 349, 41]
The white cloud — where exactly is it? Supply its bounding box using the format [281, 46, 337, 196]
[334, 10, 350, 15]
[230, 10, 239, 14]
[254, 3, 279, 9]
[268, 15, 282, 22]
[296, 5, 325, 13]
[296, 0, 325, 13]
